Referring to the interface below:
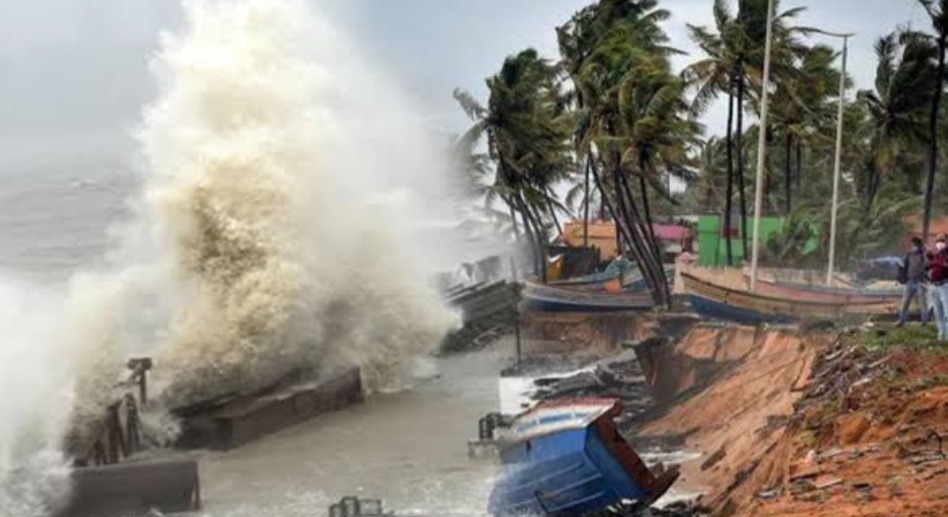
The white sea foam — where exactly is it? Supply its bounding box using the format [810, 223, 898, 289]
[1, 0, 469, 513]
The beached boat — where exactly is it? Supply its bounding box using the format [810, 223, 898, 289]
[735, 266, 901, 304]
[523, 283, 654, 313]
[550, 267, 676, 294]
[753, 277, 901, 305]
[488, 398, 678, 517]
[682, 271, 899, 325]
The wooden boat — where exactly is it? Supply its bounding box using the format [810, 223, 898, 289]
[550, 267, 676, 294]
[753, 277, 901, 305]
[488, 398, 678, 517]
[523, 282, 654, 313]
[550, 269, 622, 287]
[735, 266, 901, 304]
[682, 272, 899, 325]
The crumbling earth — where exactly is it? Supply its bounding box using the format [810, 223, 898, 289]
[640, 324, 948, 517]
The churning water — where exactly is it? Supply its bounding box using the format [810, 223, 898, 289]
[0, 0, 500, 515]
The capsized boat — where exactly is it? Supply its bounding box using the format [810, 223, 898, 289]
[488, 398, 678, 517]
[523, 283, 654, 313]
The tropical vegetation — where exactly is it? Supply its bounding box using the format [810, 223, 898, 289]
[454, 0, 948, 306]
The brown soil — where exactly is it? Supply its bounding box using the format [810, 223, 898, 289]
[638, 327, 823, 506]
[641, 326, 948, 517]
[522, 312, 654, 354]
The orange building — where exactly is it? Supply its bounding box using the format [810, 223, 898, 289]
[562, 220, 692, 260]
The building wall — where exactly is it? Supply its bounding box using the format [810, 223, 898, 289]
[697, 215, 788, 267]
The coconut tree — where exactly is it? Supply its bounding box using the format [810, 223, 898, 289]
[558, 0, 678, 248]
[684, 0, 741, 264]
[685, 0, 808, 263]
[554, 0, 681, 306]
[917, 0, 948, 241]
[687, 137, 730, 212]
[454, 49, 573, 281]
[615, 55, 702, 301]
[854, 32, 935, 212]
[770, 44, 840, 213]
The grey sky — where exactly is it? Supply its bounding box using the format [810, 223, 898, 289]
[0, 0, 933, 173]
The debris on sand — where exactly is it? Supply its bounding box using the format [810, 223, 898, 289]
[680, 326, 948, 517]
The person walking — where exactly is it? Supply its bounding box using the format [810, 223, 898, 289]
[897, 237, 930, 326]
[928, 235, 948, 339]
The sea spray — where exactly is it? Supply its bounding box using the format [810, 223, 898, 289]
[0, 0, 465, 511]
[0, 278, 73, 517]
[138, 0, 459, 405]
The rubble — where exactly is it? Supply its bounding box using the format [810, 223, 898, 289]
[705, 326, 948, 516]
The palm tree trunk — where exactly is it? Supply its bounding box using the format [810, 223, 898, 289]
[611, 161, 666, 306]
[613, 158, 668, 307]
[515, 200, 541, 280]
[516, 195, 547, 283]
[736, 77, 749, 260]
[583, 156, 591, 247]
[636, 163, 670, 303]
[725, 91, 735, 266]
[784, 132, 793, 214]
[589, 155, 669, 306]
[509, 204, 520, 238]
[546, 192, 563, 240]
[526, 201, 549, 284]
[636, 155, 662, 263]
[923, 39, 946, 242]
[795, 141, 803, 191]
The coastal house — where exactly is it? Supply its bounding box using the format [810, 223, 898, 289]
[695, 214, 820, 266]
[562, 220, 693, 261]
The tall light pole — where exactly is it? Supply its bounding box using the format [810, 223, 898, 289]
[818, 30, 854, 286]
[749, 0, 775, 292]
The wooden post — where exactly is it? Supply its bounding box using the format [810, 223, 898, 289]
[512, 282, 523, 371]
[515, 314, 522, 371]
[128, 358, 153, 406]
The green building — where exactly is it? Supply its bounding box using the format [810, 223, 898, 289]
[696, 215, 818, 267]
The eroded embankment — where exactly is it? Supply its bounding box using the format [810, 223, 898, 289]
[638, 324, 948, 517]
[637, 326, 824, 509]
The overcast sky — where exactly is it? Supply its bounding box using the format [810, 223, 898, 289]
[0, 0, 932, 174]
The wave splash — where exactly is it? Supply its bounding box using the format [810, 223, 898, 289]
[1, 0, 461, 513]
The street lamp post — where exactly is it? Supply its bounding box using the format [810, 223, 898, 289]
[818, 31, 854, 286]
[749, 0, 776, 292]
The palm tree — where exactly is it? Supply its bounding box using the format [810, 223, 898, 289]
[684, 0, 739, 264]
[688, 137, 730, 212]
[854, 32, 935, 212]
[685, 0, 807, 262]
[454, 49, 572, 282]
[616, 56, 702, 287]
[558, 0, 678, 250]
[770, 44, 840, 213]
[917, 0, 948, 241]
[554, 0, 681, 307]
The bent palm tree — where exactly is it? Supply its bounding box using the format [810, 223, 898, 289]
[454, 49, 572, 282]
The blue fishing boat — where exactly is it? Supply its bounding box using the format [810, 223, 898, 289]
[523, 283, 654, 313]
[551, 267, 675, 294]
[488, 398, 678, 517]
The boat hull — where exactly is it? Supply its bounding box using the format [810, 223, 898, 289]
[489, 399, 676, 517]
[551, 268, 675, 294]
[754, 280, 901, 305]
[523, 283, 653, 313]
[682, 272, 898, 324]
